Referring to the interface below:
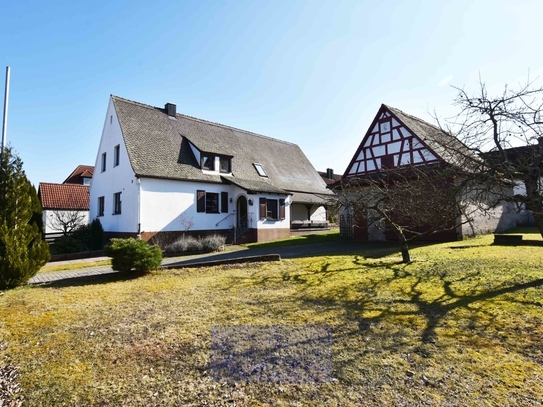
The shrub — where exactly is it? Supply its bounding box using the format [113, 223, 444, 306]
[165, 234, 225, 255]
[148, 232, 179, 251]
[165, 236, 202, 255]
[0, 148, 50, 290]
[105, 238, 162, 273]
[53, 219, 104, 255]
[202, 234, 226, 252]
[54, 235, 83, 254]
[88, 218, 104, 250]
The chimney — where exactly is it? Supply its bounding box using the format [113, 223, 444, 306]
[326, 168, 334, 180]
[165, 103, 176, 117]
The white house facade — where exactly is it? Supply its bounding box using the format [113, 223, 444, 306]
[90, 96, 333, 243]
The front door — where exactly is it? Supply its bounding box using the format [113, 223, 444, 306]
[237, 196, 248, 230]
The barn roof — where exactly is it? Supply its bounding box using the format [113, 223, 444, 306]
[384, 105, 475, 167]
[38, 183, 90, 210]
[112, 95, 333, 199]
[343, 104, 478, 179]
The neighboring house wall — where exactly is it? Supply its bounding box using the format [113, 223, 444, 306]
[460, 201, 517, 237]
[511, 180, 537, 226]
[43, 209, 89, 235]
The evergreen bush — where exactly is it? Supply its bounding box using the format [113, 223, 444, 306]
[54, 235, 83, 254]
[105, 238, 162, 273]
[0, 148, 50, 290]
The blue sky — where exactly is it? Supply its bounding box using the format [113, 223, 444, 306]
[2, 0, 543, 187]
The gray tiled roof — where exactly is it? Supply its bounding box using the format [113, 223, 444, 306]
[290, 192, 334, 205]
[113, 96, 333, 196]
[385, 105, 477, 167]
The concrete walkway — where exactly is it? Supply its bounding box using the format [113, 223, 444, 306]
[29, 240, 364, 285]
[29, 246, 256, 284]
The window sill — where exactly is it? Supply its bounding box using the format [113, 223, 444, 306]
[112, 213, 122, 216]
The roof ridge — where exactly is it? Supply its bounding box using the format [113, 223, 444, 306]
[39, 182, 89, 187]
[178, 113, 298, 147]
[111, 95, 162, 112]
[111, 94, 298, 147]
[384, 104, 444, 133]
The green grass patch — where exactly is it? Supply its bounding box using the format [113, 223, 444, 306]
[38, 260, 111, 273]
[1, 235, 542, 406]
[244, 229, 342, 249]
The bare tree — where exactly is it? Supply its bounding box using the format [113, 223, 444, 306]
[336, 165, 475, 263]
[179, 212, 194, 237]
[47, 210, 86, 236]
[437, 77, 543, 236]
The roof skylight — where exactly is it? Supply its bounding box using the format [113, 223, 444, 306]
[253, 163, 267, 177]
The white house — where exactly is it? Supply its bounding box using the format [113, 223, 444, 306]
[38, 183, 90, 236]
[38, 165, 94, 238]
[89, 96, 333, 243]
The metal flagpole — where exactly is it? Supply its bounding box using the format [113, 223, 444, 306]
[1, 66, 9, 152]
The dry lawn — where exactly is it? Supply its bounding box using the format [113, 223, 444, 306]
[1, 233, 543, 406]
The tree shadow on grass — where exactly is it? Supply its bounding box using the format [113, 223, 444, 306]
[222, 252, 543, 376]
[301, 261, 543, 360]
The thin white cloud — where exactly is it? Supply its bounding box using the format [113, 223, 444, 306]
[438, 75, 454, 87]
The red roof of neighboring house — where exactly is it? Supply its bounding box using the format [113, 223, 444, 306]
[318, 171, 342, 187]
[38, 183, 90, 210]
[63, 165, 94, 184]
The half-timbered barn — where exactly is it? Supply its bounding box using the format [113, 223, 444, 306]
[339, 104, 518, 241]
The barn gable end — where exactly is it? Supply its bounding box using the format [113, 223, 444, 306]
[344, 105, 442, 177]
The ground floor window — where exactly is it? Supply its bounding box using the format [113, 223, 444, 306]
[259, 197, 285, 220]
[197, 190, 228, 214]
[113, 192, 122, 215]
[98, 196, 104, 217]
[205, 192, 219, 213]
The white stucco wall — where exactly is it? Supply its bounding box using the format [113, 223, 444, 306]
[460, 200, 518, 237]
[290, 203, 327, 222]
[43, 209, 89, 235]
[89, 98, 139, 233]
[134, 180, 292, 234]
[139, 178, 240, 233]
[254, 193, 291, 230]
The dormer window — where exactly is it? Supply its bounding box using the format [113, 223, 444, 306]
[201, 155, 214, 171]
[200, 154, 232, 174]
[220, 157, 231, 173]
[253, 163, 267, 177]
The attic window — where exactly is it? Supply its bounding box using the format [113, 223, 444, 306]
[201, 155, 214, 171]
[253, 163, 267, 177]
[219, 157, 231, 173]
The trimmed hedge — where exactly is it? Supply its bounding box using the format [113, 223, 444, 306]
[105, 238, 162, 273]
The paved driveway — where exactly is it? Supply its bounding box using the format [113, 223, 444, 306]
[29, 240, 368, 285]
